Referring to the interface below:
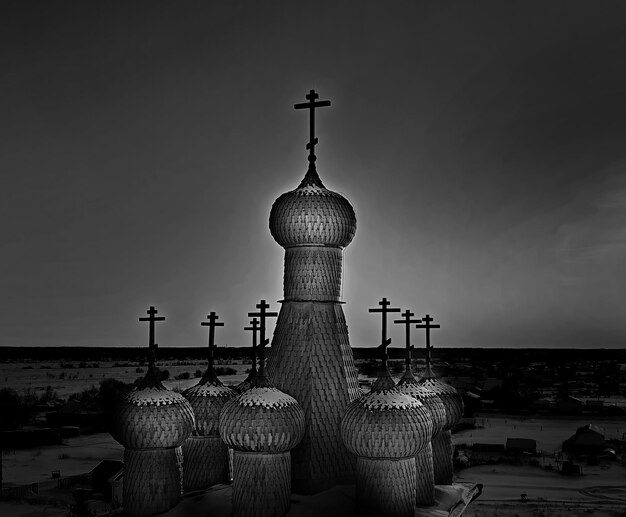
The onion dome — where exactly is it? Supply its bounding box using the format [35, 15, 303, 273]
[341, 369, 432, 459]
[269, 166, 356, 249]
[219, 374, 305, 453]
[418, 366, 464, 431]
[396, 368, 447, 438]
[112, 365, 195, 449]
[183, 367, 234, 437]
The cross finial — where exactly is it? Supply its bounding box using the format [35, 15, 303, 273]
[201, 311, 224, 368]
[394, 309, 422, 372]
[369, 297, 401, 367]
[139, 306, 165, 368]
[248, 300, 278, 375]
[415, 314, 440, 371]
[294, 89, 331, 163]
[244, 318, 260, 375]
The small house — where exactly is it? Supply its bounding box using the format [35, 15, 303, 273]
[562, 424, 607, 455]
[506, 438, 537, 455]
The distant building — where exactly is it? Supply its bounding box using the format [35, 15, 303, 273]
[606, 404, 625, 416]
[506, 438, 536, 455]
[557, 395, 583, 415]
[583, 400, 604, 414]
[531, 398, 552, 413]
[482, 378, 502, 391]
[562, 424, 607, 455]
[90, 460, 123, 499]
[472, 443, 506, 454]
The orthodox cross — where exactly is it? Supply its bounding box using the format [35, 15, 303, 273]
[247, 299, 278, 374]
[294, 89, 331, 162]
[139, 306, 165, 368]
[368, 297, 401, 366]
[415, 314, 440, 369]
[201, 311, 224, 369]
[243, 317, 260, 374]
[393, 309, 422, 371]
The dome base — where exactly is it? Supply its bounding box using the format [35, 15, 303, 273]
[232, 451, 291, 517]
[415, 442, 436, 506]
[182, 435, 229, 493]
[356, 456, 416, 517]
[123, 447, 182, 517]
[432, 430, 454, 485]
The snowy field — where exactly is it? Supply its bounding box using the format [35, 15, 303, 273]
[2, 417, 626, 517]
[0, 360, 250, 399]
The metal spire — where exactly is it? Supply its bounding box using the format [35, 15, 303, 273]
[368, 297, 401, 368]
[415, 314, 440, 377]
[139, 306, 165, 369]
[294, 89, 331, 165]
[393, 309, 422, 372]
[201, 311, 224, 370]
[247, 299, 278, 377]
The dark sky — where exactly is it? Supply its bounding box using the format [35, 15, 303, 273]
[2, 1, 626, 349]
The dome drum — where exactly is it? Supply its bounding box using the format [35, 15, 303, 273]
[356, 456, 417, 517]
[283, 246, 343, 301]
[122, 447, 183, 517]
[181, 435, 229, 492]
[415, 442, 436, 506]
[231, 451, 291, 517]
[432, 430, 455, 485]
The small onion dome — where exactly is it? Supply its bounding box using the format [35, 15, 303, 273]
[341, 369, 433, 459]
[219, 375, 305, 453]
[111, 366, 195, 449]
[396, 368, 447, 438]
[269, 166, 356, 249]
[417, 368, 464, 431]
[183, 367, 235, 436]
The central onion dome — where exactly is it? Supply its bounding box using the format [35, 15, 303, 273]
[112, 366, 195, 449]
[341, 371, 432, 459]
[269, 167, 357, 249]
[219, 374, 305, 453]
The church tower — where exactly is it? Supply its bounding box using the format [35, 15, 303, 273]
[266, 90, 361, 493]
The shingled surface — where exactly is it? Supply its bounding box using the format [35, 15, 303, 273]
[267, 302, 361, 492]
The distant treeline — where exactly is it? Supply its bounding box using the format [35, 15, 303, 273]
[0, 346, 625, 363]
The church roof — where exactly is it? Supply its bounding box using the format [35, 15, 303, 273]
[269, 164, 356, 249]
[111, 364, 195, 449]
[219, 373, 305, 453]
[341, 368, 432, 459]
